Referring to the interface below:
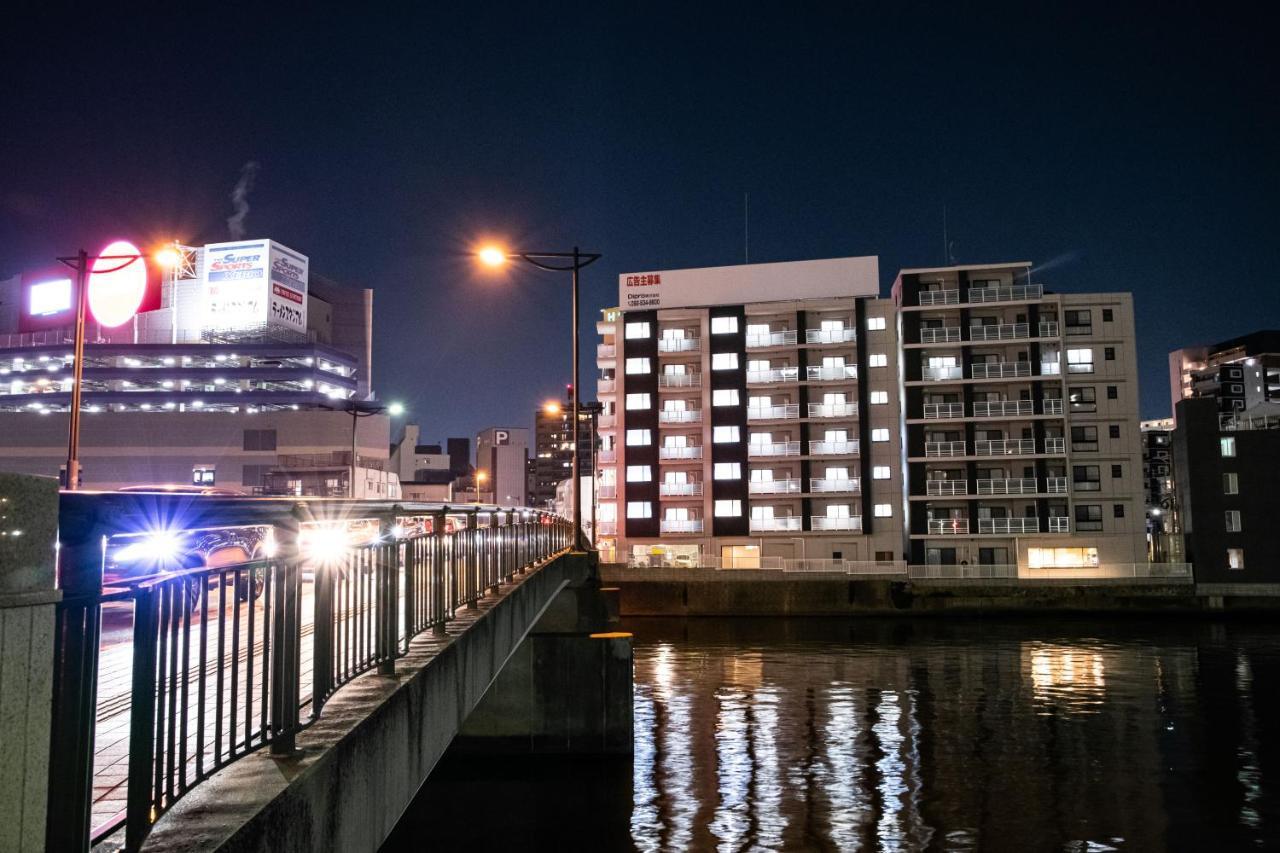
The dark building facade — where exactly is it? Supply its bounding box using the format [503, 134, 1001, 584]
[1171, 397, 1280, 583]
[529, 400, 596, 510]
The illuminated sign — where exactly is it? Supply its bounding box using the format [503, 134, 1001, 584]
[88, 240, 149, 327]
[29, 278, 72, 316]
[202, 239, 308, 333]
[617, 256, 880, 311]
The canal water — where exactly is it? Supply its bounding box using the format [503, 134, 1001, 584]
[384, 617, 1280, 851]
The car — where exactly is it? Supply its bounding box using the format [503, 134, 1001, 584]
[103, 525, 273, 606]
[116, 484, 248, 496]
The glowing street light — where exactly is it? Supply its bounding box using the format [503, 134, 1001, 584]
[478, 246, 507, 267]
[543, 401, 562, 416]
[387, 401, 406, 417]
[475, 469, 488, 507]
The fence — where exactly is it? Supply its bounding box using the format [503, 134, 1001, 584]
[48, 492, 573, 851]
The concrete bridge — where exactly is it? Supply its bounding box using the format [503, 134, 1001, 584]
[0, 473, 631, 852]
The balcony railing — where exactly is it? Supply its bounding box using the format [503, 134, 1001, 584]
[746, 367, 799, 384]
[749, 478, 802, 494]
[978, 517, 1041, 534]
[597, 378, 616, 394]
[1038, 321, 1060, 337]
[1043, 398, 1064, 415]
[969, 323, 1029, 341]
[1046, 476, 1068, 494]
[808, 402, 858, 418]
[925, 440, 966, 457]
[660, 519, 704, 534]
[972, 400, 1034, 418]
[748, 403, 800, 420]
[923, 402, 964, 419]
[812, 516, 863, 531]
[922, 365, 963, 381]
[746, 330, 797, 348]
[976, 477, 1038, 495]
[657, 337, 700, 353]
[805, 328, 857, 344]
[658, 445, 703, 460]
[750, 516, 802, 532]
[597, 413, 617, 429]
[970, 362, 1032, 379]
[658, 409, 702, 423]
[598, 449, 617, 463]
[1048, 516, 1070, 532]
[749, 441, 802, 457]
[658, 372, 701, 388]
[806, 365, 858, 381]
[973, 438, 1036, 456]
[968, 284, 1043, 303]
[596, 520, 617, 536]
[810, 477, 860, 493]
[928, 518, 970, 534]
[920, 327, 961, 343]
[926, 480, 968, 496]
[919, 289, 960, 306]
[809, 439, 859, 455]
[659, 482, 703, 497]
[597, 484, 617, 499]
[1044, 437, 1066, 454]
[597, 343, 616, 359]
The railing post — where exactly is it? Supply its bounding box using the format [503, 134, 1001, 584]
[123, 585, 160, 852]
[377, 512, 399, 676]
[432, 509, 449, 634]
[466, 509, 479, 609]
[270, 505, 304, 754]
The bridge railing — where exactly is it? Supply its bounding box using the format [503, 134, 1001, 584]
[47, 492, 573, 852]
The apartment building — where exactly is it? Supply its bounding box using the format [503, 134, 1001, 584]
[1139, 418, 1179, 560]
[895, 263, 1146, 574]
[1168, 331, 1280, 424]
[595, 257, 904, 569]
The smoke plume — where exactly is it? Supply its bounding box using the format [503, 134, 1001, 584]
[226, 161, 261, 239]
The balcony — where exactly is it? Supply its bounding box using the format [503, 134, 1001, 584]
[597, 484, 617, 499]
[746, 330, 797, 348]
[810, 477, 860, 493]
[658, 409, 702, 424]
[812, 516, 862, 531]
[660, 482, 703, 497]
[968, 284, 1043, 303]
[598, 379, 616, 396]
[658, 373, 701, 388]
[1043, 398, 1064, 415]
[748, 404, 800, 420]
[805, 328, 857, 344]
[922, 365, 963, 381]
[596, 521, 617, 536]
[747, 367, 799, 384]
[969, 323, 1029, 341]
[597, 343, 616, 360]
[598, 449, 617, 463]
[919, 289, 960, 306]
[1039, 321, 1060, 337]
[923, 402, 964, 419]
[749, 478, 802, 495]
[970, 362, 1032, 380]
[658, 446, 703, 460]
[976, 477, 1038, 495]
[1044, 437, 1066, 454]
[928, 518, 970, 534]
[972, 400, 1034, 418]
[749, 441, 802, 457]
[809, 439, 859, 456]
[925, 440, 966, 457]
[657, 337, 700, 353]
[808, 402, 858, 418]
[1048, 516, 1070, 532]
[597, 413, 616, 429]
[806, 364, 857, 382]
[660, 519, 704, 534]
[1046, 476, 1068, 494]
[920, 327, 961, 343]
[926, 480, 968, 496]
[975, 517, 1039, 534]
[750, 516, 802, 532]
[973, 438, 1036, 456]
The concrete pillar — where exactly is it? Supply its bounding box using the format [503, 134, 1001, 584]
[0, 473, 60, 853]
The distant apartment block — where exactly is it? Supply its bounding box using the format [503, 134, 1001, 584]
[1168, 330, 1280, 424]
[1140, 418, 1179, 561]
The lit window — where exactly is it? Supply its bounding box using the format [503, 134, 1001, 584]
[714, 499, 742, 517]
[711, 352, 739, 371]
[625, 321, 650, 339]
[713, 389, 740, 406]
[1225, 510, 1242, 532]
[710, 316, 739, 334]
[625, 465, 651, 482]
[1067, 348, 1094, 373]
[625, 393, 650, 410]
[866, 316, 886, 331]
[625, 429, 651, 446]
[1228, 548, 1245, 570]
[1224, 472, 1238, 494]
[874, 503, 892, 517]
[712, 425, 740, 443]
[870, 391, 888, 405]
[872, 466, 891, 480]
[625, 357, 651, 375]
[1027, 547, 1100, 568]
[868, 353, 887, 367]
[626, 501, 652, 519]
[713, 462, 741, 479]
[1220, 437, 1236, 457]
[871, 428, 889, 442]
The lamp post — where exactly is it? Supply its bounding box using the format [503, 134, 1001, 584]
[477, 246, 602, 552]
[475, 469, 488, 506]
[321, 399, 403, 498]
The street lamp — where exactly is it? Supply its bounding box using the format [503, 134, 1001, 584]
[320, 400, 404, 498]
[477, 244, 601, 552]
[56, 242, 180, 490]
[475, 469, 488, 506]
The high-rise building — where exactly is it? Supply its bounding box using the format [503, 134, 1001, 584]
[475, 427, 528, 505]
[446, 437, 471, 477]
[1139, 418, 1178, 560]
[1168, 330, 1280, 424]
[529, 399, 595, 509]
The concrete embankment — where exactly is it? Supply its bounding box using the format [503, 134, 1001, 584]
[602, 565, 1280, 616]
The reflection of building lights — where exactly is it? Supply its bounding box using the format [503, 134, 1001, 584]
[1026, 644, 1106, 708]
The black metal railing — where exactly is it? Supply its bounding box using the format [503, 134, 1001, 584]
[46, 492, 574, 852]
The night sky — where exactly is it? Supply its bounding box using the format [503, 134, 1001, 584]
[2, 3, 1275, 440]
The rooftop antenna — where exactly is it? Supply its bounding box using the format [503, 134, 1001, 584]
[942, 205, 957, 265]
[744, 192, 750, 264]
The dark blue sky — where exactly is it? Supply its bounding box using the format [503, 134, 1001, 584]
[2, 3, 1276, 439]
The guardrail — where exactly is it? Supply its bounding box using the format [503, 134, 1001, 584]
[48, 492, 573, 851]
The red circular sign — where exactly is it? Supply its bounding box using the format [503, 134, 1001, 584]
[88, 240, 148, 327]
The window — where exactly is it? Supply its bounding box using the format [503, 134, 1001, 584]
[1226, 510, 1242, 532]
[866, 316, 886, 331]
[1067, 348, 1094, 373]
[626, 465, 651, 482]
[625, 321, 651, 339]
[243, 429, 278, 451]
[1027, 547, 1099, 568]
[1111, 464, 1122, 478]
[1228, 548, 1245, 570]
[625, 392, 651, 410]
[712, 352, 739, 371]
[241, 464, 271, 488]
[1224, 472, 1239, 494]
[870, 391, 888, 405]
[1075, 504, 1103, 531]
[1221, 437, 1236, 457]
[713, 462, 741, 479]
[1065, 310, 1092, 335]
[710, 316, 739, 334]
[1109, 424, 1121, 439]
[1104, 346, 1116, 361]
[1102, 308, 1113, 322]
[1071, 426, 1099, 451]
[626, 501, 652, 519]
[712, 425, 740, 443]
[1113, 504, 1125, 518]
[868, 353, 888, 367]
[192, 466, 216, 486]
[714, 499, 742, 517]
[871, 428, 890, 443]
[874, 503, 892, 517]
[1073, 465, 1101, 491]
[1069, 386, 1096, 412]
[625, 357, 651, 374]
[820, 319, 844, 331]
[872, 465, 891, 480]
[1106, 385, 1118, 400]
[713, 389, 740, 407]
[625, 429, 651, 446]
